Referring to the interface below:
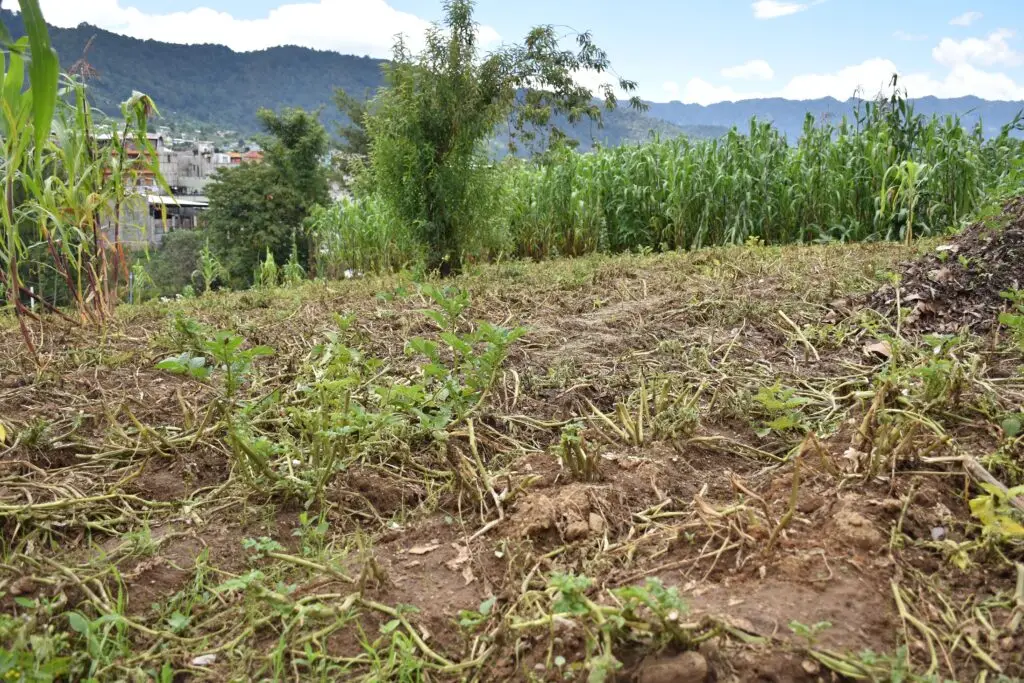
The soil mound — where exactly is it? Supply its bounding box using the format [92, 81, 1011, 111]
[870, 196, 1024, 333]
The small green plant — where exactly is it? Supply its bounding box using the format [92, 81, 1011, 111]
[129, 262, 155, 304]
[292, 511, 329, 558]
[157, 330, 273, 400]
[67, 607, 131, 680]
[880, 159, 929, 243]
[969, 483, 1024, 539]
[457, 597, 497, 630]
[753, 382, 810, 436]
[192, 238, 229, 294]
[556, 422, 601, 482]
[406, 285, 526, 419]
[256, 248, 280, 289]
[789, 619, 833, 647]
[999, 290, 1024, 352]
[282, 236, 306, 287]
[525, 574, 693, 683]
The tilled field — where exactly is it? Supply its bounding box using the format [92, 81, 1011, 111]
[1, 226, 1022, 681]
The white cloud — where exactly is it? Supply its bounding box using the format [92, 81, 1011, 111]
[932, 29, 1022, 68]
[751, 1, 809, 19]
[902, 63, 1024, 100]
[662, 81, 681, 99]
[779, 58, 898, 100]
[18, 0, 500, 58]
[679, 78, 762, 105]
[893, 30, 928, 42]
[667, 58, 1024, 104]
[949, 11, 983, 27]
[721, 59, 775, 80]
[573, 69, 630, 99]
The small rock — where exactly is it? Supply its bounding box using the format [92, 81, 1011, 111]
[930, 526, 946, 541]
[191, 654, 217, 667]
[588, 512, 606, 534]
[802, 659, 821, 675]
[638, 651, 709, 683]
[833, 508, 884, 551]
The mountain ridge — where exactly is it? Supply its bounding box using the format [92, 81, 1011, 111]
[4, 10, 1022, 144]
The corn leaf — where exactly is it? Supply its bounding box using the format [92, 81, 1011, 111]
[19, 0, 59, 159]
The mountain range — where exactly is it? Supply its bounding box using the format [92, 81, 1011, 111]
[4, 10, 1023, 146]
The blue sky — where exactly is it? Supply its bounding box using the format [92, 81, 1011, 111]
[25, 0, 1024, 102]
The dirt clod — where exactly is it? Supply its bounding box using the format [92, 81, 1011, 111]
[638, 651, 709, 683]
[832, 507, 884, 551]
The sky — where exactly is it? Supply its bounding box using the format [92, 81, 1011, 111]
[16, 0, 1024, 103]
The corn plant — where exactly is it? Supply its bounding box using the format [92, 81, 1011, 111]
[1, 6, 164, 352]
[256, 248, 279, 289]
[282, 235, 305, 287]
[192, 238, 229, 295]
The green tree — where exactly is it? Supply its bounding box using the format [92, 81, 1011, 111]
[334, 88, 371, 157]
[364, 0, 642, 274]
[204, 108, 329, 285]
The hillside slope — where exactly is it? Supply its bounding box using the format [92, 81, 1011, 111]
[2, 10, 722, 148]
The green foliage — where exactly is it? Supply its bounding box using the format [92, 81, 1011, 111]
[204, 108, 329, 286]
[335, 89, 1022, 271]
[753, 382, 810, 436]
[192, 237, 229, 295]
[969, 483, 1024, 539]
[333, 88, 371, 157]
[282, 237, 305, 287]
[363, 0, 641, 273]
[532, 574, 692, 683]
[2, 7, 161, 347]
[999, 290, 1024, 352]
[307, 197, 424, 276]
[134, 229, 207, 298]
[156, 330, 273, 400]
[256, 248, 280, 289]
[156, 352, 211, 381]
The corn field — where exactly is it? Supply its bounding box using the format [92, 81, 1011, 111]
[502, 105, 1023, 260]
[323, 97, 1023, 269]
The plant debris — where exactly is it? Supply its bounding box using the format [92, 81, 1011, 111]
[870, 196, 1024, 333]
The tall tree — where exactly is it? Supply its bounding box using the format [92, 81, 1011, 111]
[364, 0, 643, 274]
[205, 108, 329, 285]
[333, 88, 371, 157]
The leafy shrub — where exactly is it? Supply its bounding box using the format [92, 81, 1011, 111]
[133, 229, 207, 298]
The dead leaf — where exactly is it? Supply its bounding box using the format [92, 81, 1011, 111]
[927, 267, 954, 284]
[445, 544, 471, 571]
[461, 564, 476, 585]
[9, 576, 35, 596]
[863, 341, 892, 360]
[408, 542, 441, 556]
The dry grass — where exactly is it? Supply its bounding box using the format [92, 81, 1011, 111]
[1, 238, 1022, 682]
